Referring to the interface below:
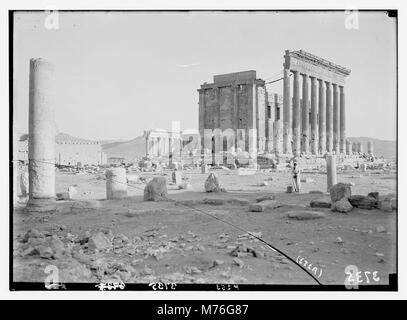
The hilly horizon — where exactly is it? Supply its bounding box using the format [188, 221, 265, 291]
[18, 132, 396, 161]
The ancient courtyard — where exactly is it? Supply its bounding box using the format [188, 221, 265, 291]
[10, 11, 398, 290]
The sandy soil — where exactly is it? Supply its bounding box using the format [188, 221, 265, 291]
[13, 167, 397, 287]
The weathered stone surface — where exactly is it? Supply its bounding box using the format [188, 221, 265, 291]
[106, 168, 127, 200]
[349, 195, 380, 210]
[368, 192, 379, 201]
[380, 200, 393, 212]
[19, 172, 29, 197]
[226, 198, 251, 206]
[256, 194, 275, 202]
[310, 199, 331, 208]
[249, 200, 280, 212]
[144, 177, 168, 201]
[329, 182, 351, 202]
[87, 232, 112, 251]
[331, 198, 353, 213]
[202, 198, 224, 205]
[287, 210, 325, 220]
[204, 173, 221, 192]
[126, 174, 139, 184]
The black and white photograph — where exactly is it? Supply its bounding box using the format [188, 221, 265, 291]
[2, 0, 406, 303]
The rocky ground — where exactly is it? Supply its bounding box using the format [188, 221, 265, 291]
[13, 166, 397, 287]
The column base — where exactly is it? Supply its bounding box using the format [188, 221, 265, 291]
[25, 198, 57, 213]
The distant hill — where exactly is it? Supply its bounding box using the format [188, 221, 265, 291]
[347, 137, 396, 159]
[102, 136, 146, 160]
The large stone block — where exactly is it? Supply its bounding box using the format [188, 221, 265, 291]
[349, 195, 380, 210]
[144, 177, 168, 201]
[329, 182, 351, 203]
[204, 173, 221, 193]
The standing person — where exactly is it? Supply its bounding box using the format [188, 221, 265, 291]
[292, 161, 301, 192]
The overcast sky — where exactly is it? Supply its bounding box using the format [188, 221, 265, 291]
[13, 11, 397, 141]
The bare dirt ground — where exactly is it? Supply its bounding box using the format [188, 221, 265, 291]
[13, 167, 397, 287]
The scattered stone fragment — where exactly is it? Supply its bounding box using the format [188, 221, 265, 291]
[184, 266, 202, 275]
[249, 200, 280, 212]
[233, 258, 245, 268]
[211, 260, 224, 268]
[368, 192, 379, 201]
[204, 173, 221, 192]
[143, 177, 168, 201]
[330, 183, 352, 203]
[287, 210, 325, 220]
[349, 195, 380, 210]
[331, 198, 353, 213]
[87, 232, 112, 251]
[202, 198, 224, 205]
[225, 198, 251, 206]
[300, 177, 315, 183]
[376, 225, 386, 233]
[310, 199, 331, 208]
[380, 200, 393, 212]
[260, 181, 269, 186]
[334, 237, 344, 244]
[256, 194, 275, 202]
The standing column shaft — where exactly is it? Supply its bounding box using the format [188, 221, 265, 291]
[326, 155, 338, 191]
[292, 71, 301, 156]
[301, 74, 310, 154]
[339, 86, 346, 154]
[168, 136, 173, 164]
[310, 77, 318, 155]
[145, 137, 150, 156]
[346, 140, 352, 155]
[28, 58, 55, 201]
[333, 84, 340, 154]
[325, 82, 333, 153]
[318, 79, 326, 154]
[283, 69, 292, 154]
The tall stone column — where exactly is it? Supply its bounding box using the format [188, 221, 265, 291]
[339, 86, 346, 154]
[283, 69, 292, 154]
[301, 74, 310, 154]
[27, 58, 56, 211]
[358, 142, 364, 154]
[310, 77, 318, 155]
[157, 137, 162, 157]
[146, 136, 150, 156]
[333, 83, 340, 154]
[367, 141, 374, 156]
[346, 140, 352, 155]
[273, 120, 283, 156]
[318, 79, 326, 155]
[325, 81, 333, 153]
[326, 155, 338, 191]
[292, 71, 301, 156]
[352, 142, 358, 153]
[168, 136, 173, 165]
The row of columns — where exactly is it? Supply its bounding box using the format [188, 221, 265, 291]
[283, 70, 347, 156]
[145, 135, 183, 160]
